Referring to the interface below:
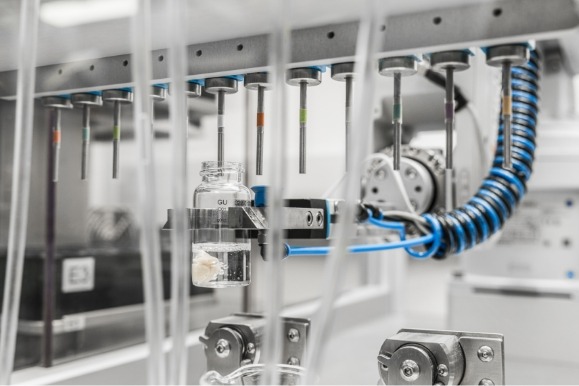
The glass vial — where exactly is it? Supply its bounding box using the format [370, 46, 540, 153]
[192, 161, 252, 287]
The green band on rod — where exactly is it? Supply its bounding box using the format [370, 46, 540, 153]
[82, 127, 90, 141]
[393, 104, 402, 121]
[299, 108, 307, 124]
[113, 125, 121, 140]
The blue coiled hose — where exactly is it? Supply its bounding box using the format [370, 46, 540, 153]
[428, 49, 541, 258]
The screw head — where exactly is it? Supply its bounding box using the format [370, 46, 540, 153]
[287, 356, 300, 366]
[215, 339, 231, 358]
[437, 363, 449, 377]
[410, 199, 418, 210]
[405, 168, 418, 179]
[246, 342, 256, 355]
[287, 328, 300, 343]
[479, 378, 495, 386]
[375, 168, 387, 180]
[477, 346, 494, 362]
[400, 359, 420, 382]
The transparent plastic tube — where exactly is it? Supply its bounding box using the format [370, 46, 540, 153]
[166, 0, 190, 384]
[260, 1, 291, 385]
[0, 0, 40, 383]
[131, 1, 166, 384]
[304, 1, 385, 383]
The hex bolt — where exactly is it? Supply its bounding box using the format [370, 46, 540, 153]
[287, 328, 300, 343]
[246, 342, 256, 355]
[479, 378, 495, 386]
[437, 363, 449, 377]
[215, 339, 231, 358]
[400, 359, 420, 382]
[287, 357, 300, 366]
[477, 346, 494, 362]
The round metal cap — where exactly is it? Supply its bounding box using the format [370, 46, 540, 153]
[102, 89, 133, 103]
[380, 345, 435, 385]
[486, 44, 529, 67]
[430, 50, 471, 72]
[379, 56, 418, 77]
[186, 82, 202, 98]
[204, 77, 238, 94]
[71, 93, 103, 107]
[42, 96, 73, 109]
[150, 85, 167, 101]
[244, 72, 272, 90]
[286, 67, 322, 87]
[331, 62, 355, 81]
[204, 327, 245, 376]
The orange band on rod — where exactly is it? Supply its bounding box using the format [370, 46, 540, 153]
[502, 96, 512, 115]
[257, 112, 265, 127]
[52, 130, 61, 144]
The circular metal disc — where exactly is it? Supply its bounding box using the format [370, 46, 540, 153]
[244, 72, 272, 90]
[102, 89, 133, 103]
[286, 67, 322, 86]
[150, 86, 167, 101]
[430, 50, 471, 72]
[71, 93, 103, 107]
[331, 62, 355, 81]
[379, 56, 418, 77]
[42, 96, 73, 109]
[384, 345, 435, 385]
[204, 327, 245, 376]
[205, 77, 238, 94]
[486, 44, 529, 67]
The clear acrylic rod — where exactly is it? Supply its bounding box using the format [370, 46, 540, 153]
[0, 0, 40, 383]
[131, 0, 166, 384]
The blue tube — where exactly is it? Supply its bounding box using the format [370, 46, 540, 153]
[285, 232, 435, 256]
[405, 214, 442, 259]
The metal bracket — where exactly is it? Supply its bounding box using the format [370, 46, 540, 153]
[0, 0, 577, 99]
[378, 328, 504, 385]
[199, 313, 310, 376]
[163, 207, 325, 231]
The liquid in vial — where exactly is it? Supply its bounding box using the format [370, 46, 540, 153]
[192, 242, 251, 288]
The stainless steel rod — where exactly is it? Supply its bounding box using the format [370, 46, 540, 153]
[256, 85, 265, 175]
[112, 100, 121, 179]
[217, 89, 225, 165]
[299, 81, 307, 174]
[81, 104, 90, 180]
[392, 72, 402, 171]
[502, 62, 513, 168]
[445, 67, 456, 210]
[345, 75, 353, 171]
[445, 67, 455, 170]
[52, 108, 61, 182]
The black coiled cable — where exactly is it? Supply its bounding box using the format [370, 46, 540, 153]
[427, 49, 541, 258]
